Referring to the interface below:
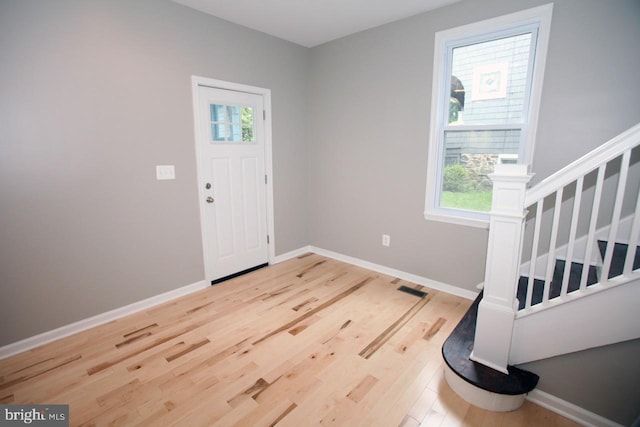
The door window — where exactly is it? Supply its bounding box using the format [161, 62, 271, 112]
[210, 104, 255, 143]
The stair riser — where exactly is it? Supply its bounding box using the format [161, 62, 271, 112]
[444, 364, 526, 412]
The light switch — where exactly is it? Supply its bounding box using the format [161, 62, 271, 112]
[156, 165, 175, 180]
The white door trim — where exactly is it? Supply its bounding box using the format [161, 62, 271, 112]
[191, 76, 275, 281]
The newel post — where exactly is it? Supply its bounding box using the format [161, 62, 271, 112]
[470, 164, 533, 373]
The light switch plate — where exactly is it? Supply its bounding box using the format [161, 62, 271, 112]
[156, 165, 175, 180]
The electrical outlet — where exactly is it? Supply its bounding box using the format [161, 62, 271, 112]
[382, 234, 390, 247]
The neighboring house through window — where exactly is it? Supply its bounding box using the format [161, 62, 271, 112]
[424, 4, 553, 228]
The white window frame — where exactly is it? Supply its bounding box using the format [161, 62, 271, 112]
[424, 4, 553, 228]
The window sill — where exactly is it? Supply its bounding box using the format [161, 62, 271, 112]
[424, 210, 490, 230]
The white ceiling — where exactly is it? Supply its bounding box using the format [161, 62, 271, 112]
[172, 0, 460, 48]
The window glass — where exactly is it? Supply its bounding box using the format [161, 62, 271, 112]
[449, 34, 532, 126]
[441, 129, 521, 212]
[425, 5, 552, 226]
[210, 104, 254, 143]
[437, 32, 534, 214]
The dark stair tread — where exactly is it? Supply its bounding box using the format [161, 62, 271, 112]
[597, 240, 640, 279]
[517, 276, 544, 310]
[442, 292, 539, 395]
[516, 260, 598, 309]
[551, 260, 598, 297]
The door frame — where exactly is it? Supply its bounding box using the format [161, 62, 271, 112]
[191, 76, 275, 282]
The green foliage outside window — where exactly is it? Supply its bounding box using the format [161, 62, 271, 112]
[241, 107, 254, 142]
[443, 164, 469, 192]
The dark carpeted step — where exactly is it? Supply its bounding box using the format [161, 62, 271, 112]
[551, 259, 599, 297]
[516, 276, 545, 310]
[442, 292, 539, 395]
[597, 240, 640, 278]
[517, 259, 599, 309]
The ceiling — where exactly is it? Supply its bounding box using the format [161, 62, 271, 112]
[172, 0, 460, 48]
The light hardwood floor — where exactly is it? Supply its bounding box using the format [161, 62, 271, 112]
[0, 254, 579, 426]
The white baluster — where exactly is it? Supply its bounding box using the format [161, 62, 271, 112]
[561, 177, 584, 297]
[624, 186, 640, 276]
[525, 202, 543, 310]
[602, 150, 631, 281]
[543, 188, 563, 303]
[580, 165, 605, 290]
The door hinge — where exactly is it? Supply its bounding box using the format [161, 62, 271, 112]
[265, 174, 268, 185]
[267, 235, 270, 244]
[263, 110, 266, 120]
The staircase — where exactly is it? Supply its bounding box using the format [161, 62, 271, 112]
[443, 123, 640, 411]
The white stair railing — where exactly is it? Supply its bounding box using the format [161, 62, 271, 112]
[519, 126, 640, 314]
[474, 123, 640, 372]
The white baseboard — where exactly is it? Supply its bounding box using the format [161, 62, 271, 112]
[0, 280, 208, 360]
[308, 246, 478, 300]
[271, 245, 313, 264]
[1, 243, 472, 357]
[527, 389, 623, 427]
[276, 245, 479, 300]
[0, 247, 620, 427]
[1, 245, 472, 360]
[303, 246, 623, 426]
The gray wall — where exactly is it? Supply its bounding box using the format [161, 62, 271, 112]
[520, 339, 640, 426]
[2, 0, 639, 422]
[307, 7, 491, 289]
[308, 0, 640, 292]
[0, 0, 310, 345]
[307, 0, 640, 423]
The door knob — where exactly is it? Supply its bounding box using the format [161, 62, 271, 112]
[206, 196, 214, 203]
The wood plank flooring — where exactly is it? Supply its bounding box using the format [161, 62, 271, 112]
[0, 254, 579, 426]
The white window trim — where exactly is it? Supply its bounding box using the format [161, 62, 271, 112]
[424, 4, 553, 229]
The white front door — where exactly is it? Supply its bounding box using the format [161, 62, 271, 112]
[195, 85, 269, 283]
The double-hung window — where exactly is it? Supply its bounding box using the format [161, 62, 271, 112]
[424, 5, 553, 228]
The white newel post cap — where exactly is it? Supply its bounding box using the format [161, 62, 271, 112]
[488, 164, 534, 217]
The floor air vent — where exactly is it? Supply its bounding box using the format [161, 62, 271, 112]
[397, 285, 428, 298]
